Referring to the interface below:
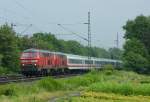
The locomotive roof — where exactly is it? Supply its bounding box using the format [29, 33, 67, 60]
[66, 54, 119, 62]
[23, 48, 57, 54]
[23, 48, 39, 52]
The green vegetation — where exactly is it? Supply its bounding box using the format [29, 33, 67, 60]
[63, 92, 150, 102]
[1, 14, 150, 101]
[123, 15, 150, 73]
[0, 69, 150, 102]
[88, 82, 150, 96]
[0, 24, 19, 73]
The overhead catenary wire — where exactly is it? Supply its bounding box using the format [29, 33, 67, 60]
[6, 0, 86, 36]
[13, 0, 32, 15]
[54, 33, 76, 36]
[57, 24, 88, 41]
[9, 0, 48, 32]
[12, 0, 86, 33]
[55, 22, 84, 26]
[20, 24, 32, 34]
[12, 0, 57, 26]
[4, 0, 91, 46]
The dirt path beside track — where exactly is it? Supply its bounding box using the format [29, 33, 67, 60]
[48, 91, 81, 102]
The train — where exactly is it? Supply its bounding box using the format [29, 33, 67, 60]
[20, 48, 122, 76]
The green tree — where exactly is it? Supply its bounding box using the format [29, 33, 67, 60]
[0, 54, 3, 66]
[58, 40, 70, 53]
[109, 48, 123, 60]
[0, 24, 19, 72]
[123, 15, 150, 54]
[31, 33, 59, 51]
[123, 51, 149, 72]
[123, 38, 150, 72]
[91, 47, 110, 58]
[123, 39, 149, 58]
[18, 35, 33, 51]
[123, 15, 150, 72]
[66, 40, 85, 55]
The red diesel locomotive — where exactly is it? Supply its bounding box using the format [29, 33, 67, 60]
[20, 49, 67, 75]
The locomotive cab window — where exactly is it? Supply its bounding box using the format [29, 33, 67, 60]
[21, 52, 38, 58]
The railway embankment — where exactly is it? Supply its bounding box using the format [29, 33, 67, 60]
[0, 69, 150, 102]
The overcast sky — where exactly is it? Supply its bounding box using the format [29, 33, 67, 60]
[0, 0, 150, 49]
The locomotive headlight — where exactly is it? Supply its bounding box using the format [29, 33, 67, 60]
[34, 64, 37, 66]
[22, 64, 24, 66]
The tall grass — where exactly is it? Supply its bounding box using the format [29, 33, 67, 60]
[37, 77, 63, 91]
[0, 83, 41, 97]
[88, 82, 150, 96]
[63, 92, 150, 102]
[0, 69, 150, 102]
[0, 84, 17, 96]
[0, 66, 11, 75]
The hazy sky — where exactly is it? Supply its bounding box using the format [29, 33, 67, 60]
[0, 0, 150, 49]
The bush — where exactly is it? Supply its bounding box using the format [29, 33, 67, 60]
[102, 64, 115, 75]
[62, 72, 105, 90]
[102, 64, 114, 71]
[0, 85, 17, 96]
[88, 82, 150, 96]
[37, 77, 63, 91]
[123, 51, 149, 73]
[0, 67, 9, 74]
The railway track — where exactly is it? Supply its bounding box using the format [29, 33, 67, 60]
[0, 74, 80, 85]
[0, 75, 40, 84]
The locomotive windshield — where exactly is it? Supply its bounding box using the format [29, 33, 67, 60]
[21, 52, 38, 58]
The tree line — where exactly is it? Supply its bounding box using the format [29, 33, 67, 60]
[0, 24, 122, 74]
[123, 15, 150, 73]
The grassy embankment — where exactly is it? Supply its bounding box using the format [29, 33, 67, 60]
[0, 67, 150, 102]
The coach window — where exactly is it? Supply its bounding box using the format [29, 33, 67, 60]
[85, 60, 93, 64]
[111, 62, 114, 65]
[69, 59, 73, 64]
[95, 61, 101, 65]
[85, 60, 88, 64]
[69, 59, 82, 64]
[101, 61, 105, 65]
